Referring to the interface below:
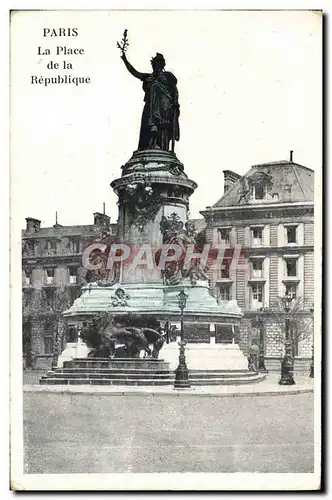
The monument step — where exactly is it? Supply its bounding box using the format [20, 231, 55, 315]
[189, 371, 259, 379]
[63, 359, 170, 370]
[44, 372, 173, 380]
[189, 369, 249, 374]
[53, 369, 258, 379]
[189, 374, 266, 385]
[58, 368, 172, 375]
[40, 378, 173, 386]
[71, 358, 167, 362]
[39, 373, 266, 386]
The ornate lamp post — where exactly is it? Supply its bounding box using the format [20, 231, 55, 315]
[257, 308, 268, 373]
[278, 293, 295, 385]
[309, 307, 314, 378]
[174, 289, 191, 389]
[51, 324, 60, 370]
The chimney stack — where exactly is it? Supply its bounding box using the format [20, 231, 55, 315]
[53, 211, 62, 228]
[94, 212, 110, 228]
[223, 170, 241, 194]
[25, 217, 41, 234]
[290, 150, 294, 162]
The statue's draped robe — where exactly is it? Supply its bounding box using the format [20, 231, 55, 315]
[139, 71, 180, 150]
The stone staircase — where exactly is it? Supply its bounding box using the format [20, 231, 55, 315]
[40, 358, 173, 386]
[187, 370, 265, 385]
[39, 358, 266, 386]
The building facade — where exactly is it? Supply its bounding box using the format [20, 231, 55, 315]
[201, 156, 315, 370]
[22, 212, 117, 368]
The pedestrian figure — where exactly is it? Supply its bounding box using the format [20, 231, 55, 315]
[248, 344, 259, 372]
[26, 349, 37, 370]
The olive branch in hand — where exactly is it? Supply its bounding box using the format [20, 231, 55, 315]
[117, 29, 129, 55]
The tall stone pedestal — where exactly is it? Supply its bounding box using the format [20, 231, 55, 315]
[111, 149, 197, 284]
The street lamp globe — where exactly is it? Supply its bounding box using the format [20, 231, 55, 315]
[178, 289, 188, 312]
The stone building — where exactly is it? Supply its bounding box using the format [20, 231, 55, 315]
[200, 154, 315, 370]
[22, 211, 117, 368]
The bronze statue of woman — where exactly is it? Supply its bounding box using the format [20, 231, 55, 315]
[120, 51, 180, 152]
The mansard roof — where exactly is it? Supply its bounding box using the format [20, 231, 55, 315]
[22, 223, 117, 239]
[213, 160, 314, 208]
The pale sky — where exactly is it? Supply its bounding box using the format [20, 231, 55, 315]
[10, 10, 322, 230]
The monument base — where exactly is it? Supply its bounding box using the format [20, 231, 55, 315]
[54, 279, 268, 385]
[40, 352, 266, 386]
[63, 279, 242, 323]
[57, 338, 91, 368]
[162, 341, 249, 371]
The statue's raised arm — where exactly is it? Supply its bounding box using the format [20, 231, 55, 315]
[120, 52, 148, 81]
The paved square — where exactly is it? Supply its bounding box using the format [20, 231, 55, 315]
[23, 392, 314, 474]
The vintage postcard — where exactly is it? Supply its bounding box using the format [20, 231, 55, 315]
[10, 8, 322, 491]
